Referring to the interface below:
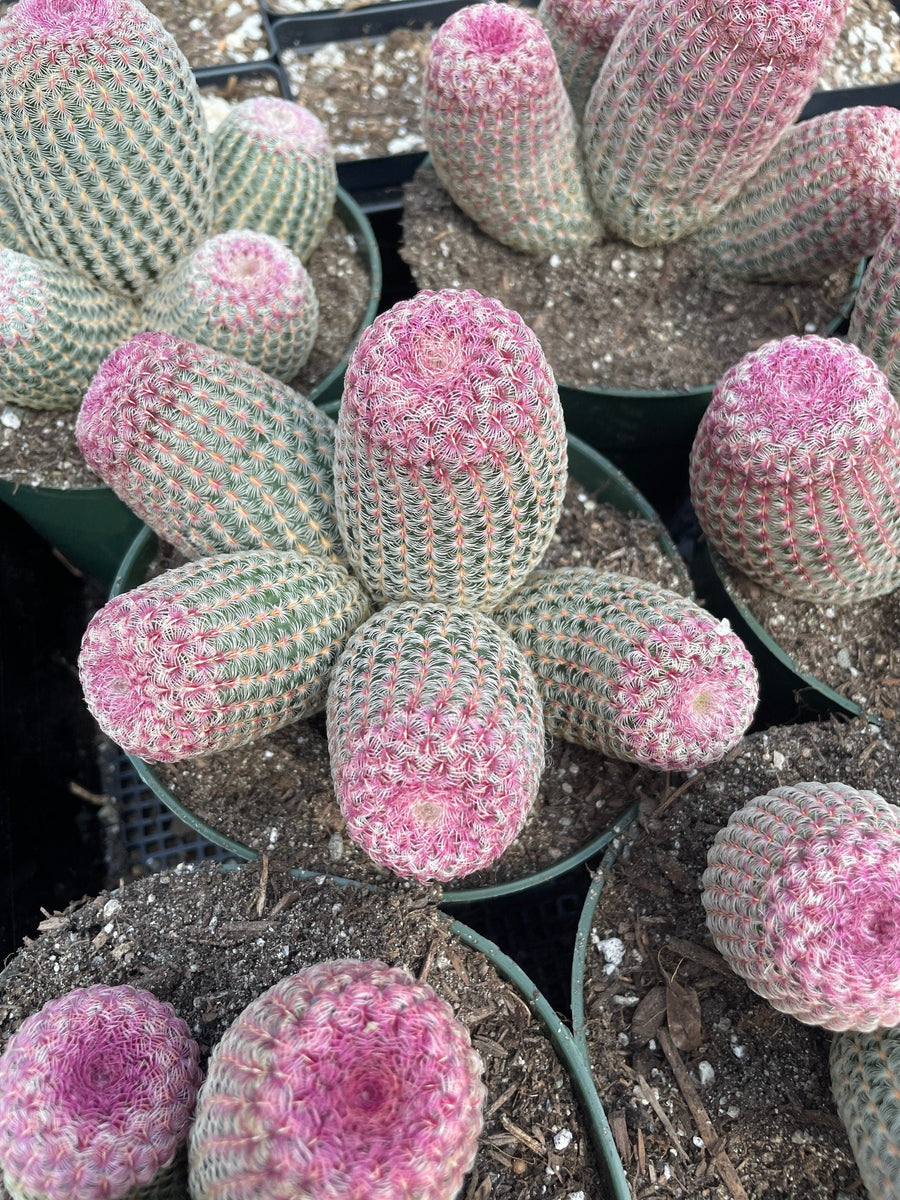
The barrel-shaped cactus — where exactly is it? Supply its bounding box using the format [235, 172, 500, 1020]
[830, 1026, 900, 1198]
[848, 216, 900, 397]
[492, 568, 758, 771]
[582, 0, 849, 245]
[690, 336, 900, 604]
[77, 331, 344, 562]
[334, 288, 568, 610]
[703, 781, 900, 1031]
[0, 984, 201, 1200]
[0, 247, 139, 409]
[212, 97, 336, 263]
[423, 3, 600, 254]
[79, 550, 371, 762]
[0, 171, 32, 255]
[141, 230, 319, 381]
[537, 0, 636, 118]
[327, 602, 545, 883]
[0, 0, 214, 296]
[189, 960, 485, 1200]
[696, 106, 900, 282]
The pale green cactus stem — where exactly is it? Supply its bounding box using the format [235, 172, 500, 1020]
[848, 216, 900, 396]
[537, 0, 636, 119]
[0, 171, 33, 255]
[831, 1026, 900, 1199]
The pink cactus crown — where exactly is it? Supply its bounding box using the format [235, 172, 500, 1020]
[0, 250, 46, 346]
[5, 0, 144, 43]
[187, 231, 313, 326]
[427, 4, 559, 101]
[226, 96, 331, 157]
[0, 983, 201, 1200]
[663, 0, 841, 62]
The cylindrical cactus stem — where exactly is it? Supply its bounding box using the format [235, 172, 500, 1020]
[189, 960, 486, 1200]
[77, 331, 345, 562]
[0, 248, 140, 410]
[326, 603, 545, 883]
[830, 1026, 900, 1198]
[0, 0, 214, 296]
[492, 567, 758, 771]
[334, 288, 568, 610]
[79, 550, 372, 762]
[141, 230, 319, 382]
[537, 0, 636, 119]
[423, 2, 601, 254]
[848, 215, 900, 396]
[695, 106, 900, 282]
[582, 0, 850, 246]
[0, 984, 201, 1200]
[212, 97, 337, 263]
[703, 781, 900, 1031]
[690, 335, 900, 604]
[0, 171, 33, 256]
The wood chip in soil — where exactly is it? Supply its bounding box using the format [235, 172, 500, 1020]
[145, 0, 270, 68]
[581, 715, 900, 1200]
[0, 862, 604, 1200]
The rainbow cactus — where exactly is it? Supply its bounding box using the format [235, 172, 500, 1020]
[537, 0, 636, 118]
[581, 0, 849, 245]
[848, 216, 900, 397]
[79, 550, 371, 762]
[422, 3, 601, 254]
[696, 106, 900, 282]
[0, 984, 201, 1200]
[0, 248, 140, 409]
[830, 1026, 900, 1198]
[0, 172, 32, 256]
[703, 781, 900, 1031]
[0, 0, 214, 296]
[690, 336, 900, 604]
[141, 230, 319, 382]
[212, 97, 337, 263]
[326, 602, 545, 883]
[77, 331, 344, 562]
[492, 567, 758, 771]
[189, 960, 485, 1200]
[334, 288, 568, 610]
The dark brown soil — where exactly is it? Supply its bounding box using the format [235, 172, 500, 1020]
[580, 715, 900, 1200]
[401, 163, 856, 395]
[0, 862, 604, 1200]
[145, 0, 271, 69]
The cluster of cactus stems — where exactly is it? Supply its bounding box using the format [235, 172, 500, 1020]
[830, 1026, 900, 1198]
[188, 960, 486, 1200]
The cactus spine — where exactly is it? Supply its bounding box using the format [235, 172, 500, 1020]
[848, 216, 900, 398]
[141, 230, 319, 382]
[334, 288, 568, 610]
[79, 550, 371, 762]
[0, 171, 33, 255]
[830, 1026, 900, 1199]
[0, 984, 201, 1200]
[327, 602, 545, 883]
[423, 3, 601, 254]
[537, 0, 636, 119]
[0, 0, 215, 297]
[189, 960, 485, 1200]
[492, 567, 758, 771]
[77, 331, 344, 562]
[703, 782, 900, 1032]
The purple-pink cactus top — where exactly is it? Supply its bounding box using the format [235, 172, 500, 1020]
[185, 230, 314, 331]
[427, 3, 561, 102]
[225, 96, 331, 158]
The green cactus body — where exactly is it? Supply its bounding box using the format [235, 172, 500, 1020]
[0, 171, 32, 255]
[537, 0, 636, 119]
[0, 247, 140, 409]
[79, 550, 372, 762]
[492, 568, 759, 771]
[848, 217, 900, 397]
[141, 230, 319, 382]
[0, 0, 214, 296]
[77, 331, 345, 562]
[695, 106, 900, 282]
[581, 0, 850, 245]
[213, 97, 337, 263]
[831, 1027, 900, 1199]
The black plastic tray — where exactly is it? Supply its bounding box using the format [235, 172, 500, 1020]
[194, 58, 292, 99]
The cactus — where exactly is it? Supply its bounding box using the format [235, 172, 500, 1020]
[492, 567, 758, 771]
[830, 1025, 900, 1199]
[79, 549, 371, 762]
[0, 247, 140, 409]
[537, 0, 636, 119]
[141, 230, 319, 382]
[690, 336, 900, 604]
[702, 781, 900, 1031]
[0, 0, 214, 297]
[0, 984, 201, 1200]
[695, 106, 900, 282]
[326, 602, 545, 883]
[189, 959, 485, 1200]
[334, 288, 568, 610]
[422, 3, 601, 254]
[0, 171, 32, 256]
[77, 331, 344, 562]
[212, 97, 336, 263]
[848, 215, 900, 398]
[581, 0, 850, 245]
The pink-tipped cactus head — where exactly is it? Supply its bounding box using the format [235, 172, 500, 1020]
[703, 781, 900, 1031]
[6, 0, 121, 40]
[185, 230, 312, 323]
[188, 959, 485, 1200]
[225, 96, 331, 159]
[430, 3, 559, 100]
[0, 984, 201, 1200]
[714, 0, 840, 61]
